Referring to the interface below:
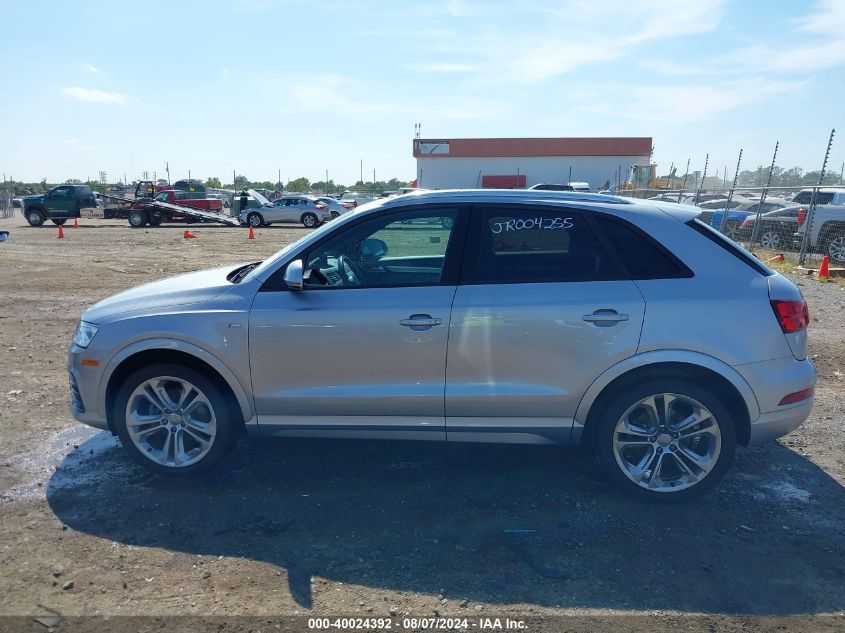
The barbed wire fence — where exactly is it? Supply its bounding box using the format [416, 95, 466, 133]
[618, 129, 842, 269]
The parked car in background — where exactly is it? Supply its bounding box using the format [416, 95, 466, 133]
[339, 191, 377, 208]
[706, 200, 788, 238]
[791, 187, 845, 206]
[68, 189, 815, 501]
[240, 194, 331, 228]
[793, 190, 845, 263]
[21, 184, 97, 226]
[314, 196, 351, 218]
[529, 182, 591, 192]
[735, 205, 808, 248]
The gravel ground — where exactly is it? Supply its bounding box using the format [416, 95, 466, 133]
[0, 217, 843, 633]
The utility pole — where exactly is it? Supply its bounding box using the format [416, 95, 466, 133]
[360, 160, 363, 187]
[326, 169, 329, 194]
[166, 162, 170, 185]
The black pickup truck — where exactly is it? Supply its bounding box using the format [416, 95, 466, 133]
[21, 184, 97, 226]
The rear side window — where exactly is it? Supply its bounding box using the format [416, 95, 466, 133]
[594, 217, 690, 279]
[687, 219, 773, 276]
[464, 207, 620, 283]
[793, 190, 834, 205]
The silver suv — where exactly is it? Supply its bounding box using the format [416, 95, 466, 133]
[68, 190, 815, 500]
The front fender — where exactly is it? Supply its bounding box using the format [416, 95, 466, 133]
[573, 349, 761, 428]
[97, 338, 255, 426]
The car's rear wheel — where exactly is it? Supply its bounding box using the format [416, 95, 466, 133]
[128, 210, 148, 228]
[301, 212, 318, 228]
[593, 379, 736, 501]
[825, 232, 845, 264]
[330, 211, 340, 219]
[113, 363, 239, 477]
[51, 218, 67, 226]
[148, 215, 162, 226]
[246, 212, 264, 228]
[759, 229, 781, 250]
[722, 221, 740, 239]
[26, 210, 45, 227]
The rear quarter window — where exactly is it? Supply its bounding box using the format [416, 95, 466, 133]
[594, 216, 691, 279]
[687, 219, 773, 276]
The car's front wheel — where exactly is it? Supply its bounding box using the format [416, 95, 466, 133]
[246, 212, 264, 228]
[593, 378, 736, 501]
[113, 363, 239, 477]
[26, 210, 45, 227]
[128, 210, 148, 228]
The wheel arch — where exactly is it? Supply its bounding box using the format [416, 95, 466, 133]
[576, 352, 758, 448]
[101, 340, 253, 434]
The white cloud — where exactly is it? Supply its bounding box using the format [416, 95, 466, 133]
[85, 64, 99, 74]
[579, 79, 807, 124]
[61, 86, 127, 104]
[406, 62, 476, 73]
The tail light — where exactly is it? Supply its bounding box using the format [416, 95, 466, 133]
[740, 218, 751, 228]
[315, 203, 326, 211]
[797, 208, 807, 226]
[352, 200, 358, 208]
[770, 299, 809, 333]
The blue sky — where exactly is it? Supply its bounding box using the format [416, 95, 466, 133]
[1, 0, 844, 185]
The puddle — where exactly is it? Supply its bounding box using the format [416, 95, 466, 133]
[0, 424, 126, 503]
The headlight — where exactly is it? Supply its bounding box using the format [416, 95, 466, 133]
[73, 321, 99, 348]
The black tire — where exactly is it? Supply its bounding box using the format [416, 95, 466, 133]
[592, 378, 736, 502]
[51, 218, 67, 226]
[26, 209, 45, 227]
[246, 212, 264, 228]
[148, 215, 162, 227]
[722, 221, 740, 239]
[301, 212, 319, 228]
[112, 363, 240, 478]
[330, 211, 340, 219]
[128, 210, 148, 228]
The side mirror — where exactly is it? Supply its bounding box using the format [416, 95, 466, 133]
[283, 259, 304, 290]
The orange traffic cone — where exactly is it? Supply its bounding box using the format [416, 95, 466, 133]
[183, 230, 197, 239]
[73, 218, 79, 228]
[248, 226, 255, 239]
[57, 224, 65, 239]
[765, 254, 784, 263]
[818, 256, 830, 282]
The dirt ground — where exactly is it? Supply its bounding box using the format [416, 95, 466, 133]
[0, 216, 844, 633]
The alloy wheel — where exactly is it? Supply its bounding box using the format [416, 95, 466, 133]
[760, 230, 780, 250]
[612, 393, 722, 493]
[125, 376, 217, 468]
[828, 235, 845, 264]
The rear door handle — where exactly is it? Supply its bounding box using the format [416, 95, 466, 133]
[583, 309, 629, 325]
[399, 314, 443, 329]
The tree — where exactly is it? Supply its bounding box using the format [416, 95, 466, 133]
[64, 178, 82, 184]
[286, 177, 310, 192]
[233, 174, 250, 190]
[205, 176, 222, 189]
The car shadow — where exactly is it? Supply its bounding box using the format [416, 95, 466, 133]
[46, 432, 845, 615]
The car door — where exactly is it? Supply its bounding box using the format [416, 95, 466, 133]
[445, 204, 646, 443]
[47, 186, 73, 217]
[248, 205, 468, 439]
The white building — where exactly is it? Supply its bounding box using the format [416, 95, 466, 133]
[413, 137, 652, 191]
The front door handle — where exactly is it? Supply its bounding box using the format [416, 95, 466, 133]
[583, 309, 629, 326]
[399, 314, 443, 330]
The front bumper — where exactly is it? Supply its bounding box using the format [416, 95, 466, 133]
[67, 344, 110, 431]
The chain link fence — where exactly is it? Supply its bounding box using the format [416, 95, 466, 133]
[0, 188, 16, 219]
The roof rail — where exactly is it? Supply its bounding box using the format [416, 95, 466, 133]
[403, 189, 633, 205]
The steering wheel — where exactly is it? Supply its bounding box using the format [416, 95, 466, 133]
[337, 255, 364, 285]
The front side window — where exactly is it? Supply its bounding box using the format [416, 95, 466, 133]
[302, 208, 460, 288]
[466, 207, 618, 283]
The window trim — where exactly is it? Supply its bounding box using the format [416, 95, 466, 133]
[260, 204, 471, 292]
[459, 204, 628, 286]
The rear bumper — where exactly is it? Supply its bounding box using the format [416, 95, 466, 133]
[748, 398, 813, 445]
[736, 356, 816, 445]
